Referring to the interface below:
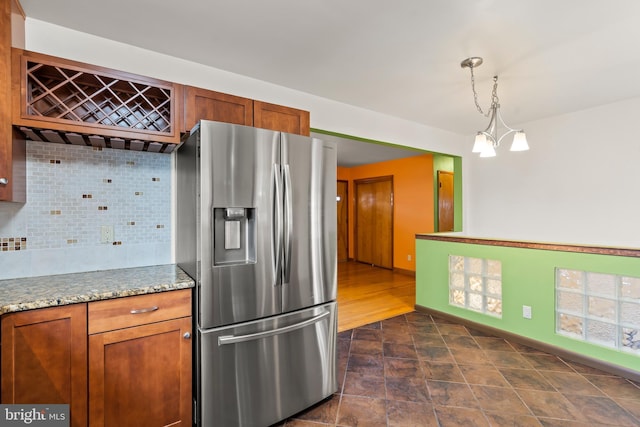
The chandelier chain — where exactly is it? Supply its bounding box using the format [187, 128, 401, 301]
[469, 65, 499, 118]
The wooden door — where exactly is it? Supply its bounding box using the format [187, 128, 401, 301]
[1, 304, 88, 427]
[437, 170, 454, 232]
[89, 317, 192, 427]
[183, 86, 253, 132]
[337, 180, 348, 262]
[253, 100, 310, 136]
[355, 176, 393, 269]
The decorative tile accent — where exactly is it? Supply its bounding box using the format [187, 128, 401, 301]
[1, 237, 27, 251]
[0, 140, 171, 264]
[448, 255, 502, 317]
[556, 268, 640, 355]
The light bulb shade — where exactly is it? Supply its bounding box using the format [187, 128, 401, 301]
[479, 143, 496, 157]
[472, 133, 487, 153]
[510, 131, 529, 151]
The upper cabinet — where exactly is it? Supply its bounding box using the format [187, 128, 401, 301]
[254, 100, 310, 136]
[12, 49, 182, 152]
[183, 87, 310, 136]
[0, 0, 25, 202]
[183, 86, 253, 132]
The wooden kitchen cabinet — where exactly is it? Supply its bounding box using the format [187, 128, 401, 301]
[254, 100, 310, 136]
[183, 85, 253, 132]
[0, 0, 25, 202]
[1, 304, 88, 427]
[12, 49, 182, 152]
[1, 288, 192, 427]
[88, 290, 192, 427]
[182, 87, 311, 136]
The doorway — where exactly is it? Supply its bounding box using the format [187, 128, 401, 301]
[354, 176, 393, 269]
[437, 170, 454, 232]
[337, 180, 349, 262]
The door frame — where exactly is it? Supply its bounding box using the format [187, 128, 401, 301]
[437, 170, 454, 232]
[337, 180, 349, 262]
[354, 175, 394, 269]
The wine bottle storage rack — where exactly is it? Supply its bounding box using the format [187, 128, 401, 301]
[25, 61, 173, 135]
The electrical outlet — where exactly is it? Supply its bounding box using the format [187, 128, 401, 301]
[101, 225, 114, 243]
[523, 305, 532, 319]
[407, 254, 412, 261]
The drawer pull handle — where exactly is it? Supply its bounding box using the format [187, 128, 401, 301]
[130, 306, 159, 314]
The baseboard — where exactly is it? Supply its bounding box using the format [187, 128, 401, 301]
[415, 304, 640, 383]
[393, 267, 415, 277]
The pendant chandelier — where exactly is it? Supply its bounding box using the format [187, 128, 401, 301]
[461, 57, 529, 157]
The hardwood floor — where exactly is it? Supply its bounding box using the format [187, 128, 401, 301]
[337, 261, 415, 332]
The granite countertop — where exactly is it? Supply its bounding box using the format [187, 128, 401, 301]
[0, 264, 195, 315]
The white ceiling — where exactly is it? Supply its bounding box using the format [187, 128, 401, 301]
[19, 0, 640, 165]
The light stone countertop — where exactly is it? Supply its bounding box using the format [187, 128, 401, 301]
[0, 264, 195, 314]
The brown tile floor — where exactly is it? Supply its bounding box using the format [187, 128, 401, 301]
[279, 311, 640, 426]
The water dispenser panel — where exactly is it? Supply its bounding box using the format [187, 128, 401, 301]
[213, 207, 255, 265]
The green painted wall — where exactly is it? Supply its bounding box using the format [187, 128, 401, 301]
[416, 238, 640, 372]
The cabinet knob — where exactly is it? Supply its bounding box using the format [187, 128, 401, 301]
[0, 178, 8, 185]
[184, 332, 191, 339]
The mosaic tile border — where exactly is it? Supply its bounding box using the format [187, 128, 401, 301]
[1, 237, 27, 251]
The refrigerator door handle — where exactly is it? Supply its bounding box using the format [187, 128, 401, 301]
[217, 309, 331, 346]
[283, 164, 293, 284]
[273, 164, 284, 287]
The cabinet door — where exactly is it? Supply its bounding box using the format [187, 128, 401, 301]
[88, 317, 192, 427]
[1, 304, 88, 427]
[253, 100, 310, 136]
[183, 86, 253, 132]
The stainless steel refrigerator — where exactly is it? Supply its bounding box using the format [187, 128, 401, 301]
[176, 120, 338, 427]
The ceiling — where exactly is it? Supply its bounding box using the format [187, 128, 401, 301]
[19, 0, 640, 165]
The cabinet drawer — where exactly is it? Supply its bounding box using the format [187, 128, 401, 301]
[88, 289, 191, 334]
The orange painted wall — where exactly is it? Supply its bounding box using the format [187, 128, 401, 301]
[337, 154, 434, 272]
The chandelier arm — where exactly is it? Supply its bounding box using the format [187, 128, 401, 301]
[494, 106, 523, 146]
[481, 104, 498, 146]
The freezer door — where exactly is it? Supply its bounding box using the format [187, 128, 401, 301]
[197, 302, 337, 427]
[198, 121, 282, 328]
[281, 133, 337, 313]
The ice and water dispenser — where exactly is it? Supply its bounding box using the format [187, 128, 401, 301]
[213, 207, 256, 265]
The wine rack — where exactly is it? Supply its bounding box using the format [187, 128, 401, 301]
[12, 50, 181, 152]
